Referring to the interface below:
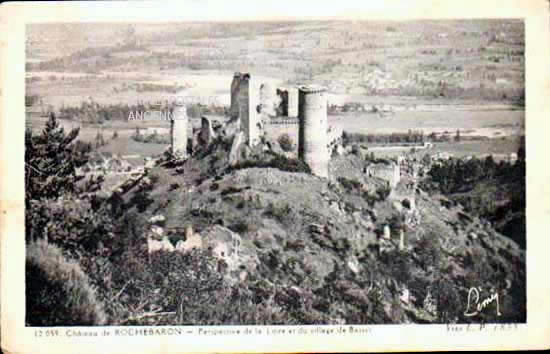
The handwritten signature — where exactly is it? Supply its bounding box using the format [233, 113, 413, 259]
[464, 287, 502, 317]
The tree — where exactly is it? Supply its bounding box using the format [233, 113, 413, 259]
[25, 113, 86, 203]
[25, 113, 107, 244]
[454, 129, 461, 142]
[277, 133, 294, 152]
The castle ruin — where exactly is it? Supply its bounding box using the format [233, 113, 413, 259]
[231, 75, 331, 177]
[170, 73, 333, 178]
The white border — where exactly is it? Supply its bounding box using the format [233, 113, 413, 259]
[1, 1, 549, 352]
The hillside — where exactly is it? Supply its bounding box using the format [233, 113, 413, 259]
[110, 133, 525, 324]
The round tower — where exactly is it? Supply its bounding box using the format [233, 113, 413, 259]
[298, 85, 328, 178]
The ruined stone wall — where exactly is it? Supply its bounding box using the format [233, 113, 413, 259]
[171, 104, 187, 157]
[366, 162, 401, 188]
[298, 85, 329, 178]
[264, 121, 299, 148]
[276, 87, 299, 118]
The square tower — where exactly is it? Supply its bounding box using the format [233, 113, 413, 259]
[236, 73, 261, 146]
[171, 103, 188, 157]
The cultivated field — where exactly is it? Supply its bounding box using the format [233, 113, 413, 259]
[26, 20, 525, 157]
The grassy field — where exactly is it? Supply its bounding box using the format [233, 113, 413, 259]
[365, 136, 521, 161]
[330, 109, 523, 136]
[26, 20, 524, 158]
[27, 20, 524, 107]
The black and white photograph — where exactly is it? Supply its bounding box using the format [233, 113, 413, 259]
[22, 17, 528, 328]
[22, 16, 528, 328]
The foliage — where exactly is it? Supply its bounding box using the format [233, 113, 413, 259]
[427, 144, 525, 247]
[263, 202, 293, 225]
[228, 154, 311, 174]
[228, 219, 250, 234]
[25, 113, 87, 202]
[25, 113, 108, 243]
[375, 184, 392, 201]
[337, 176, 362, 193]
[277, 133, 294, 152]
[343, 130, 425, 146]
[28, 197, 115, 258]
[131, 130, 170, 144]
[26, 239, 107, 325]
[336, 176, 390, 206]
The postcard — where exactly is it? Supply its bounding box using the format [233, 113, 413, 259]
[1, 0, 549, 352]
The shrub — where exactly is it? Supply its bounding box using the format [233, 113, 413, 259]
[387, 212, 405, 234]
[263, 202, 292, 224]
[148, 172, 160, 185]
[27, 197, 115, 258]
[229, 154, 311, 174]
[228, 219, 250, 234]
[277, 133, 294, 152]
[337, 176, 362, 193]
[221, 186, 246, 196]
[26, 239, 107, 325]
[375, 184, 391, 201]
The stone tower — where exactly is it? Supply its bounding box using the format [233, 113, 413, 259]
[230, 72, 242, 120]
[235, 73, 261, 146]
[298, 85, 329, 178]
[171, 103, 187, 157]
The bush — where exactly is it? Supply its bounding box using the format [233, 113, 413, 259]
[277, 133, 294, 152]
[228, 219, 250, 234]
[221, 186, 246, 196]
[387, 212, 405, 234]
[26, 240, 107, 325]
[263, 202, 292, 224]
[375, 184, 391, 201]
[337, 176, 362, 193]
[229, 154, 311, 174]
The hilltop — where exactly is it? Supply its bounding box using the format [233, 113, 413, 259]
[109, 129, 525, 324]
